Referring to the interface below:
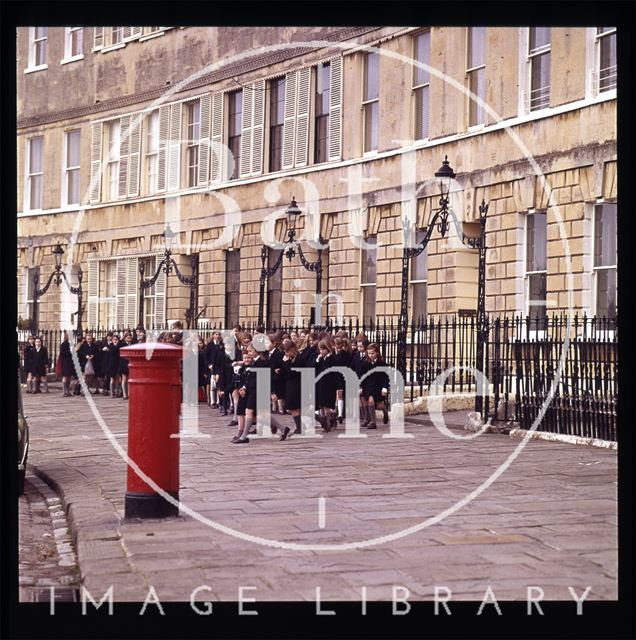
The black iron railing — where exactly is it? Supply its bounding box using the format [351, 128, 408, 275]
[19, 314, 618, 441]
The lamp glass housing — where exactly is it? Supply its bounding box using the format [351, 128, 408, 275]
[434, 156, 456, 197]
[52, 243, 64, 269]
[163, 223, 176, 250]
[286, 197, 301, 233]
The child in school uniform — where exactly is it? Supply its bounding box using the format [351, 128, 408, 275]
[267, 333, 286, 415]
[314, 339, 339, 432]
[333, 336, 353, 424]
[230, 350, 251, 444]
[351, 336, 369, 424]
[360, 342, 390, 429]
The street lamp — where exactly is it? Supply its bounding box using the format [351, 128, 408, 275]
[32, 243, 83, 336]
[138, 223, 199, 330]
[257, 197, 327, 330]
[396, 157, 489, 415]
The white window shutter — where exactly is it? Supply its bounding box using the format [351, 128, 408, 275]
[167, 102, 182, 192]
[198, 93, 212, 186]
[118, 115, 130, 198]
[295, 67, 311, 167]
[131, 27, 142, 38]
[210, 92, 224, 182]
[125, 258, 138, 327]
[122, 27, 132, 40]
[94, 27, 104, 50]
[128, 115, 141, 196]
[87, 260, 99, 327]
[251, 79, 265, 175]
[240, 86, 253, 178]
[154, 267, 166, 328]
[90, 122, 103, 203]
[282, 71, 297, 170]
[328, 56, 343, 162]
[116, 259, 127, 327]
[157, 104, 170, 192]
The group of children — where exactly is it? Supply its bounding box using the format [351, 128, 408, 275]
[198, 327, 391, 445]
[23, 328, 144, 399]
[23, 325, 391, 445]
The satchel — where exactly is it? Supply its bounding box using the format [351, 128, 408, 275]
[85, 359, 95, 376]
[55, 356, 62, 377]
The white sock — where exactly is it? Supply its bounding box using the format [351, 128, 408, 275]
[240, 416, 252, 440]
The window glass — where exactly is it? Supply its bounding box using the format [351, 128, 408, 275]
[361, 235, 377, 324]
[529, 27, 550, 52]
[364, 52, 379, 101]
[526, 212, 547, 272]
[468, 26, 486, 67]
[467, 27, 486, 126]
[225, 250, 241, 327]
[528, 27, 550, 111]
[413, 31, 430, 86]
[65, 130, 81, 205]
[145, 111, 159, 194]
[411, 231, 427, 322]
[593, 203, 617, 318]
[269, 78, 285, 171]
[314, 62, 330, 164]
[597, 28, 617, 92]
[267, 249, 283, 327]
[228, 90, 242, 179]
[526, 212, 547, 314]
[27, 137, 43, 210]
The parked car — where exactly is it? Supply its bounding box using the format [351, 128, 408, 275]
[18, 379, 29, 495]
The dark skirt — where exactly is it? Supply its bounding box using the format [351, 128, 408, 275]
[106, 347, 121, 377]
[283, 363, 302, 411]
[236, 394, 248, 416]
[59, 342, 76, 378]
[316, 357, 339, 409]
[29, 349, 49, 377]
[119, 357, 129, 376]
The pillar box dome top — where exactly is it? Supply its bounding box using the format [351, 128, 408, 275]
[120, 342, 182, 361]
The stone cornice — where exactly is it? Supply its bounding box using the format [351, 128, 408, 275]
[18, 26, 381, 130]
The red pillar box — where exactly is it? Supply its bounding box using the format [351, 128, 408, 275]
[121, 342, 182, 519]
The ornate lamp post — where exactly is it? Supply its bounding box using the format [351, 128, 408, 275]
[138, 223, 199, 330]
[396, 157, 489, 415]
[32, 243, 83, 336]
[257, 197, 326, 330]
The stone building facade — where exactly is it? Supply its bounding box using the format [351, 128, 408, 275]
[17, 26, 617, 331]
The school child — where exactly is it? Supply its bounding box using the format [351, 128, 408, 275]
[197, 337, 209, 404]
[106, 334, 122, 398]
[118, 332, 133, 399]
[314, 339, 339, 431]
[302, 332, 319, 364]
[216, 342, 235, 417]
[333, 336, 353, 423]
[281, 339, 303, 438]
[101, 332, 113, 395]
[230, 350, 251, 444]
[23, 335, 36, 393]
[360, 342, 390, 429]
[351, 336, 369, 423]
[267, 333, 286, 414]
[204, 331, 223, 407]
[234, 345, 286, 442]
[78, 333, 100, 395]
[59, 330, 75, 397]
[29, 337, 50, 393]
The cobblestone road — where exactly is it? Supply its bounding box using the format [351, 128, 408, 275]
[21, 386, 617, 602]
[18, 472, 80, 603]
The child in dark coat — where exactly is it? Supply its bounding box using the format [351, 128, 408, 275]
[360, 342, 390, 429]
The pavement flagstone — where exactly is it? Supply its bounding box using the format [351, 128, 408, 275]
[21, 386, 617, 602]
